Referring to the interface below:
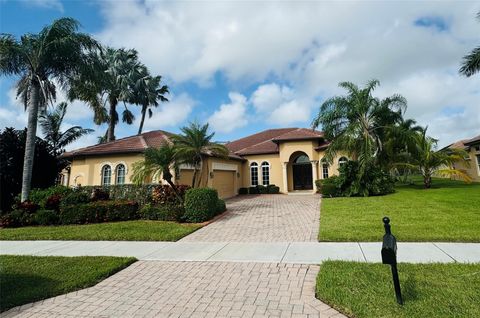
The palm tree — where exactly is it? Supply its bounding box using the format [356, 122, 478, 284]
[131, 144, 183, 202]
[459, 12, 480, 77]
[39, 102, 94, 156]
[312, 80, 407, 173]
[172, 122, 229, 187]
[0, 17, 98, 201]
[397, 129, 472, 188]
[70, 47, 143, 142]
[131, 67, 169, 135]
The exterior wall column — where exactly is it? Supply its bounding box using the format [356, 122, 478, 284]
[282, 161, 288, 193]
[311, 160, 318, 193]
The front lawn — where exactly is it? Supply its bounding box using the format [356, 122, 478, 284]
[0, 255, 135, 311]
[319, 178, 480, 242]
[316, 261, 480, 318]
[0, 220, 202, 241]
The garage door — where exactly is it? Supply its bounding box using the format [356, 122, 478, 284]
[212, 170, 235, 199]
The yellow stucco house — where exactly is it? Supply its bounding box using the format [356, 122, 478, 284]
[444, 134, 480, 182]
[61, 128, 349, 198]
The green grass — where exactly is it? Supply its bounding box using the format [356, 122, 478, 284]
[0, 255, 135, 311]
[316, 261, 480, 318]
[319, 178, 480, 242]
[0, 220, 202, 241]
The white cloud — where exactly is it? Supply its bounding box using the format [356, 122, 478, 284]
[208, 92, 248, 133]
[19, 0, 63, 12]
[139, 93, 195, 131]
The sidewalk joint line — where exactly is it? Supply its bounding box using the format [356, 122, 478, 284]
[357, 242, 367, 262]
[205, 242, 229, 261]
[280, 243, 291, 263]
[432, 243, 457, 262]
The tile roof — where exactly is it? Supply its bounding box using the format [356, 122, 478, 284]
[226, 128, 325, 156]
[464, 134, 480, 146]
[444, 134, 480, 150]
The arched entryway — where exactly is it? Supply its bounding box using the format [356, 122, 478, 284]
[292, 153, 313, 190]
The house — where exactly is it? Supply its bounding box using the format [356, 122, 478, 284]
[60, 128, 349, 198]
[444, 134, 480, 182]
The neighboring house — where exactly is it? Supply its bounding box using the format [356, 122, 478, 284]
[443, 134, 480, 182]
[60, 128, 349, 198]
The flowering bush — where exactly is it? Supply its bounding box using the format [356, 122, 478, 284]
[152, 184, 190, 204]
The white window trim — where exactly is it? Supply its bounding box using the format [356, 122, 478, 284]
[115, 163, 126, 184]
[250, 161, 259, 186]
[261, 161, 270, 186]
[101, 164, 112, 186]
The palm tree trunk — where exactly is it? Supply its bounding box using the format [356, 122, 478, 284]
[107, 97, 117, 142]
[138, 104, 147, 135]
[196, 158, 204, 188]
[21, 82, 40, 202]
[424, 175, 432, 189]
[191, 166, 198, 188]
[163, 170, 183, 203]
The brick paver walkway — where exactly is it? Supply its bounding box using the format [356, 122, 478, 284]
[2, 261, 345, 318]
[181, 195, 321, 242]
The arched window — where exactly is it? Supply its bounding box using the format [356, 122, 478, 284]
[250, 162, 258, 186]
[101, 165, 112, 186]
[116, 164, 126, 185]
[261, 162, 270, 186]
[338, 157, 348, 168]
[294, 154, 310, 164]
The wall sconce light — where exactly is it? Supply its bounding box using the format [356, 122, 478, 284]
[210, 171, 214, 178]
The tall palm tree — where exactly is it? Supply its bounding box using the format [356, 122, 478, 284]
[0, 17, 98, 201]
[459, 12, 480, 77]
[39, 102, 94, 156]
[131, 67, 169, 135]
[396, 129, 472, 188]
[131, 144, 183, 202]
[172, 122, 229, 187]
[70, 47, 143, 142]
[312, 80, 407, 173]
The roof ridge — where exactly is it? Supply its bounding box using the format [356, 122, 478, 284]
[139, 135, 148, 148]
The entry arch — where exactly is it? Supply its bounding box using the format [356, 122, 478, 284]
[290, 151, 313, 190]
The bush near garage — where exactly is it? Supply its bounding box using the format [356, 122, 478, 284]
[59, 200, 139, 225]
[238, 187, 248, 195]
[183, 188, 219, 223]
[152, 184, 190, 204]
[216, 199, 226, 214]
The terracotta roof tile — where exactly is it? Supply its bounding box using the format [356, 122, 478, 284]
[225, 128, 297, 153]
[272, 128, 324, 142]
[464, 134, 480, 146]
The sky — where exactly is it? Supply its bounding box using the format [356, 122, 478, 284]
[0, 0, 479, 150]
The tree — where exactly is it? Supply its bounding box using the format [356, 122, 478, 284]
[0, 128, 58, 213]
[131, 144, 183, 203]
[312, 80, 407, 174]
[172, 122, 229, 187]
[39, 102, 93, 157]
[131, 67, 169, 135]
[397, 129, 472, 189]
[0, 17, 98, 201]
[459, 12, 480, 77]
[70, 47, 143, 142]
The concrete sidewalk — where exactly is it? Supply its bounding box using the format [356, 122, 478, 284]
[1, 240, 479, 263]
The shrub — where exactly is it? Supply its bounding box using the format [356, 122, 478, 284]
[257, 185, 268, 194]
[267, 185, 280, 194]
[90, 188, 110, 201]
[60, 200, 138, 225]
[238, 187, 248, 195]
[248, 186, 259, 194]
[29, 186, 72, 207]
[152, 184, 190, 204]
[0, 210, 27, 228]
[60, 192, 90, 207]
[315, 180, 322, 193]
[139, 203, 185, 221]
[33, 209, 59, 225]
[184, 188, 219, 223]
[44, 194, 62, 211]
[15, 201, 39, 214]
[75, 184, 155, 205]
[317, 177, 340, 197]
[216, 199, 226, 214]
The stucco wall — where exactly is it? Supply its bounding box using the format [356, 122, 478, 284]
[450, 144, 480, 182]
[240, 154, 283, 191]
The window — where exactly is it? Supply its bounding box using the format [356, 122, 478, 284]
[116, 164, 126, 184]
[322, 163, 329, 179]
[250, 162, 258, 186]
[338, 157, 348, 167]
[261, 162, 270, 186]
[294, 154, 310, 164]
[101, 165, 112, 186]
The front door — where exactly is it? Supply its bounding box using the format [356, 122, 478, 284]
[293, 164, 313, 190]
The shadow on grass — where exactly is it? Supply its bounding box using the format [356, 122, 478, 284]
[0, 273, 57, 312]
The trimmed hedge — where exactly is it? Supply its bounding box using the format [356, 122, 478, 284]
[59, 200, 139, 225]
[28, 186, 72, 207]
[75, 184, 155, 206]
[184, 188, 219, 223]
[60, 192, 90, 206]
[267, 185, 280, 194]
[33, 209, 59, 225]
[0, 210, 28, 228]
[216, 199, 226, 214]
[245, 185, 279, 194]
[248, 186, 259, 194]
[139, 203, 185, 222]
[152, 184, 190, 204]
[238, 187, 248, 195]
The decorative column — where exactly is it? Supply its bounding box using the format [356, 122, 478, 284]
[311, 160, 318, 193]
[282, 162, 289, 193]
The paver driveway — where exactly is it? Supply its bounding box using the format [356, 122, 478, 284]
[182, 194, 321, 242]
[2, 261, 345, 318]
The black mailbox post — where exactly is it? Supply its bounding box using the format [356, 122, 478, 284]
[381, 217, 403, 305]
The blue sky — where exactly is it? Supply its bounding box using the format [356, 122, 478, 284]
[1, 0, 479, 149]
